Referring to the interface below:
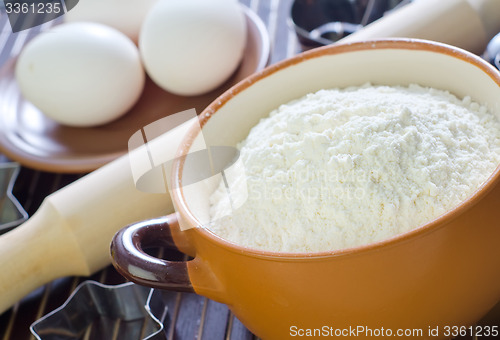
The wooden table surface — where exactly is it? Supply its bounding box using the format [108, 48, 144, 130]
[0, 1, 499, 339]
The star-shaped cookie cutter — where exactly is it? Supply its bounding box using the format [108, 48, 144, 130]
[0, 162, 28, 233]
[30, 281, 167, 340]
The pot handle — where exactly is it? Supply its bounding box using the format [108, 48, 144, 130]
[110, 213, 194, 292]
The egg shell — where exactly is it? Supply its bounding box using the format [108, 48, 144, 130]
[139, 0, 247, 96]
[15, 22, 145, 127]
[64, 0, 160, 43]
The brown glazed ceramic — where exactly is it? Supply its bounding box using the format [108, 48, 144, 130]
[111, 39, 500, 339]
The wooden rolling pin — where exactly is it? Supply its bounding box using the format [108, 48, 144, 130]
[0, 119, 194, 314]
[340, 0, 500, 55]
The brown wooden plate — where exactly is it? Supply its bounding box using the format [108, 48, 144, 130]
[0, 6, 269, 173]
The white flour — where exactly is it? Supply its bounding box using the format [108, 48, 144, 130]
[208, 84, 500, 252]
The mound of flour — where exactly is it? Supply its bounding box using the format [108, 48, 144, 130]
[208, 84, 500, 252]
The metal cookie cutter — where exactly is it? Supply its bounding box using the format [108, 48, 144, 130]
[288, 0, 412, 50]
[485, 32, 500, 71]
[0, 162, 28, 233]
[30, 281, 167, 340]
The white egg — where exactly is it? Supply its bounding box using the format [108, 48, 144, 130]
[139, 0, 247, 96]
[64, 0, 159, 43]
[15, 22, 145, 127]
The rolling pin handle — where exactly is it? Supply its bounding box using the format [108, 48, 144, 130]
[0, 199, 90, 314]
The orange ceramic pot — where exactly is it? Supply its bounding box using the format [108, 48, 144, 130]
[111, 39, 500, 339]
